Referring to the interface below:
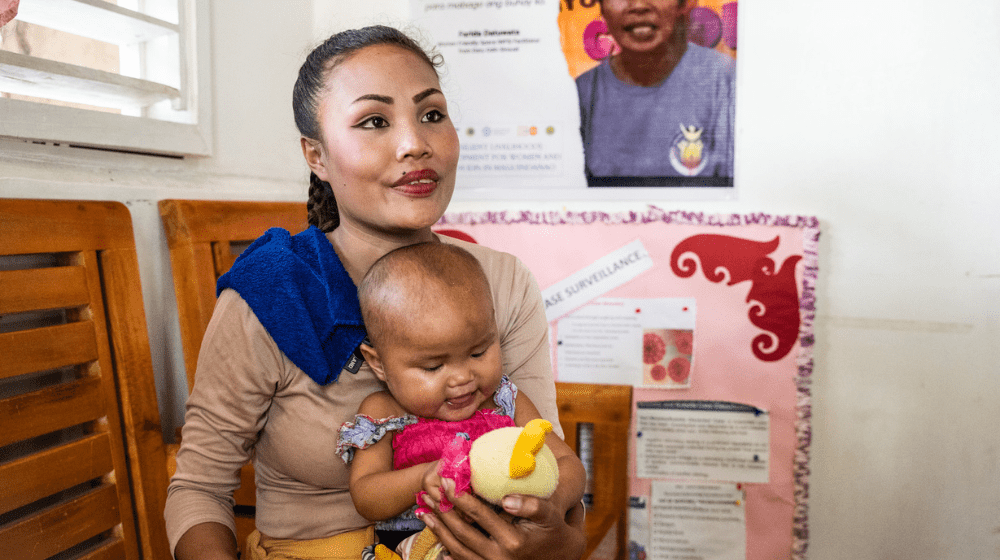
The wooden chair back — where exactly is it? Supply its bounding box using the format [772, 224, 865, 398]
[158, 199, 308, 393]
[556, 382, 633, 560]
[0, 199, 170, 560]
[159, 199, 308, 555]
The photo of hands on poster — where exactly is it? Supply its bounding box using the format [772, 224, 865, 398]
[410, 0, 737, 196]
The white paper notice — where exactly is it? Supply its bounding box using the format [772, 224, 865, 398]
[648, 481, 746, 560]
[554, 298, 695, 385]
[555, 299, 641, 385]
[629, 496, 652, 558]
[542, 239, 653, 322]
[635, 401, 769, 483]
[409, 0, 587, 190]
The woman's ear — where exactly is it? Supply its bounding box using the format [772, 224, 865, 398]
[359, 343, 387, 382]
[301, 137, 331, 182]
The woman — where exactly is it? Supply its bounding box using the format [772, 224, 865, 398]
[164, 26, 586, 560]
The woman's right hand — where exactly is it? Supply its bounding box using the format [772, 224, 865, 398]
[173, 522, 240, 560]
[420, 478, 587, 560]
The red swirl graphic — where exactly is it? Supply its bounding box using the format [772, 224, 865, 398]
[671, 234, 801, 362]
[671, 234, 780, 285]
[747, 253, 803, 362]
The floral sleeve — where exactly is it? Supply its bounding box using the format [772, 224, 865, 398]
[336, 414, 417, 464]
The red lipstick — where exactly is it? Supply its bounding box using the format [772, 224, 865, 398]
[394, 169, 439, 197]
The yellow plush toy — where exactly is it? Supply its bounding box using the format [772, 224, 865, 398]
[376, 419, 559, 560]
[470, 418, 559, 504]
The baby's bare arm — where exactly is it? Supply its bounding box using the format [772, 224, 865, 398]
[349, 392, 435, 521]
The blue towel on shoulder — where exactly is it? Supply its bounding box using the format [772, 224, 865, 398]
[216, 226, 366, 385]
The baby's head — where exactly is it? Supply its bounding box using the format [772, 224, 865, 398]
[358, 242, 503, 422]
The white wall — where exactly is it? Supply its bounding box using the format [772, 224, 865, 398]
[314, 0, 409, 37]
[725, 2, 1000, 558]
[2, 0, 998, 558]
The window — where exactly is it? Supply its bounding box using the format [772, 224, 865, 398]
[0, 0, 211, 156]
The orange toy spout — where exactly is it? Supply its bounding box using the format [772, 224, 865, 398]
[509, 419, 553, 478]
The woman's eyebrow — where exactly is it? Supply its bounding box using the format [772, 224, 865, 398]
[352, 88, 442, 105]
[353, 93, 393, 105]
[413, 88, 443, 103]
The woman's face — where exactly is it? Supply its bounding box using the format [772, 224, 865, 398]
[305, 44, 460, 238]
[601, 0, 690, 55]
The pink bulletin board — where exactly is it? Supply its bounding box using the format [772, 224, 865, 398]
[435, 207, 817, 560]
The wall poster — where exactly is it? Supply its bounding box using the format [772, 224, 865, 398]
[434, 207, 817, 560]
[410, 0, 739, 199]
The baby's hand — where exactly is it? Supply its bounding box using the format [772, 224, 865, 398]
[416, 461, 443, 514]
[423, 461, 443, 494]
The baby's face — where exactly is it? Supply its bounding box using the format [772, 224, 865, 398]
[377, 292, 503, 422]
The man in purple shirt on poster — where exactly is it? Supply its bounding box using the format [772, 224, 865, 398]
[577, 0, 735, 187]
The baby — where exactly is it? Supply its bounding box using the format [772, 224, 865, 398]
[337, 242, 584, 560]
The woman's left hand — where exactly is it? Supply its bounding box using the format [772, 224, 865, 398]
[420, 478, 586, 560]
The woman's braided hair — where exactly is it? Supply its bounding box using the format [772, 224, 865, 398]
[293, 26, 442, 232]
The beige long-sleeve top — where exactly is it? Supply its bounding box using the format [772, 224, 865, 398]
[164, 236, 560, 555]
